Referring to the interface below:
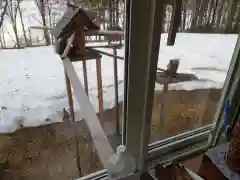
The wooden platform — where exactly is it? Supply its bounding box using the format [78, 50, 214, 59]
[67, 50, 102, 62]
[156, 72, 198, 85]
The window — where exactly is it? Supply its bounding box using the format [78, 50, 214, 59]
[149, 34, 238, 143]
[1, 0, 240, 179]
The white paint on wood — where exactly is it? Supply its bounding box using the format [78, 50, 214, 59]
[62, 57, 114, 167]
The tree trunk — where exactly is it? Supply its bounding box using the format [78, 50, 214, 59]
[0, 33, 3, 48]
[37, 0, 51, 45]
[28, 29, 32, 45]
[112, 0, 116, 27]
[18, 6, 28, 46]
[12, 24, 20, 48]
[197, 0, 208, 27]
[209, 0, 219, 26]
[233, 7, 240, 33]
[225, 0, 238, 33]
[205, 0, 214, 25]
[181, 0, 186, 31]
[191, 0, 201, 29]
[116, 0, 119, 27]
[1, 27, 6, 47]
[108, 0, 113, 27]
[215, 0, 225, 27]
[220, 4, 227, 27]
[42, 16, 51, 45]
[47, 1, 54, 44]
[0, 1, 8, 29]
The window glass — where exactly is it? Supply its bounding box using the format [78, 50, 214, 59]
[150, 23, 238, 143]
[0, 0, 125, 179]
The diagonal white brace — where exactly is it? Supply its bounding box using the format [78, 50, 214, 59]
[62, 57, 114, 167]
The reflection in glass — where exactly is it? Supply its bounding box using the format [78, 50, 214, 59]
[150, 34, 238, 143]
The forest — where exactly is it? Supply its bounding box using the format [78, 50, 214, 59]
[0, 0, 240, 48]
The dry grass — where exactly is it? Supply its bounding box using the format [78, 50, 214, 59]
[1, 121, 102, 180]
[0, 88, 222, 179]
[150, 88, 221, 142]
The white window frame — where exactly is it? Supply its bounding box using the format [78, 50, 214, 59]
[75, 0, 240, 179]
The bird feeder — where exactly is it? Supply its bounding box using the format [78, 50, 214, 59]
[52, 3, 102, 60]
[52, 4, 105, 113]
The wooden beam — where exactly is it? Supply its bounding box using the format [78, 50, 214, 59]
[29, 26, 124, 37]
[84, 30, 124, 36]
[113, 48, 120, 135]
[96, 57, 103, 112]
[87, 44, 122, 49]
[29, 26, 52, 30]
[155, 72, 198, 84]
[82, 58, 89, 95]
[62, 57, 114, 167]
[159, 79, 170, 139]
[90, 48, 124, 60]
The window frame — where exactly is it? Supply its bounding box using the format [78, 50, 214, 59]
[76, 0, 240, 179]
[209, 35, 240, 146]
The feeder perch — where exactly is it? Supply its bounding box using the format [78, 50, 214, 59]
[156, 59, 198, 85]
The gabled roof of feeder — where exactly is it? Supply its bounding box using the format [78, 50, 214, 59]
[52, 4, 99, 39]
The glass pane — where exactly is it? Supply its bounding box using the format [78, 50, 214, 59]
[150, 33, 238, 143]
[0, 0, 125, 179]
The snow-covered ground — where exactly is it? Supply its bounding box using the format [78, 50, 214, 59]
[0, 33, 238, 133]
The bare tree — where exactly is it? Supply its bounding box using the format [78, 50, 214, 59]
[215, 0, 225, 28]
[6, 0, 20, 48]
[0, 0, 8, 29]
[208, 0, 219, 26]
[190, 0, 201, 29]
[181, 0, 187, 31]
[232, 1, 240, 32]
[116, 0, 119, 27]
[17, 0, 29, 46]
[0, 26, 6, 47]
[34, 0, 51, 45]
[0, 29, 3, 47]
[225, 0, 238, 32]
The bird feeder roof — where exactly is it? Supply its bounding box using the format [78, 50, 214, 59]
[52, 4, 99, 39]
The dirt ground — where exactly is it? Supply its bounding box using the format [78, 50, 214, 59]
[1, 121, 102, 180]
[0, 88, 222, 180]
[150, 88, 221, 142]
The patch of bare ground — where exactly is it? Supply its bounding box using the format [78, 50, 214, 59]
[150, 88, 221, 142]
[0, 88, 222, 179]
[1, 121, 102, 180]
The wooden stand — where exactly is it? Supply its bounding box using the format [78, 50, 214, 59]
[96, 57, 103, 112]
[82, 57, 89, 95]
[64, 70, 82, 177]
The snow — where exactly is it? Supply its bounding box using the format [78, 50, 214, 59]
[0, 33, 238, 133]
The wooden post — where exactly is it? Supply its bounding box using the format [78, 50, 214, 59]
[28, 29, 32, 46]
[82, 58, 89, 96]
[64, 71, 82, 177]
[113, 48, 120, 135]
[96, 57, 103, 112]
[63, 58, 114, 166]
[160, 80, 169, 139]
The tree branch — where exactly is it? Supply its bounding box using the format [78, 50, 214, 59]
[30, 14, 43, 25]
[0, 1, 8, 28]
